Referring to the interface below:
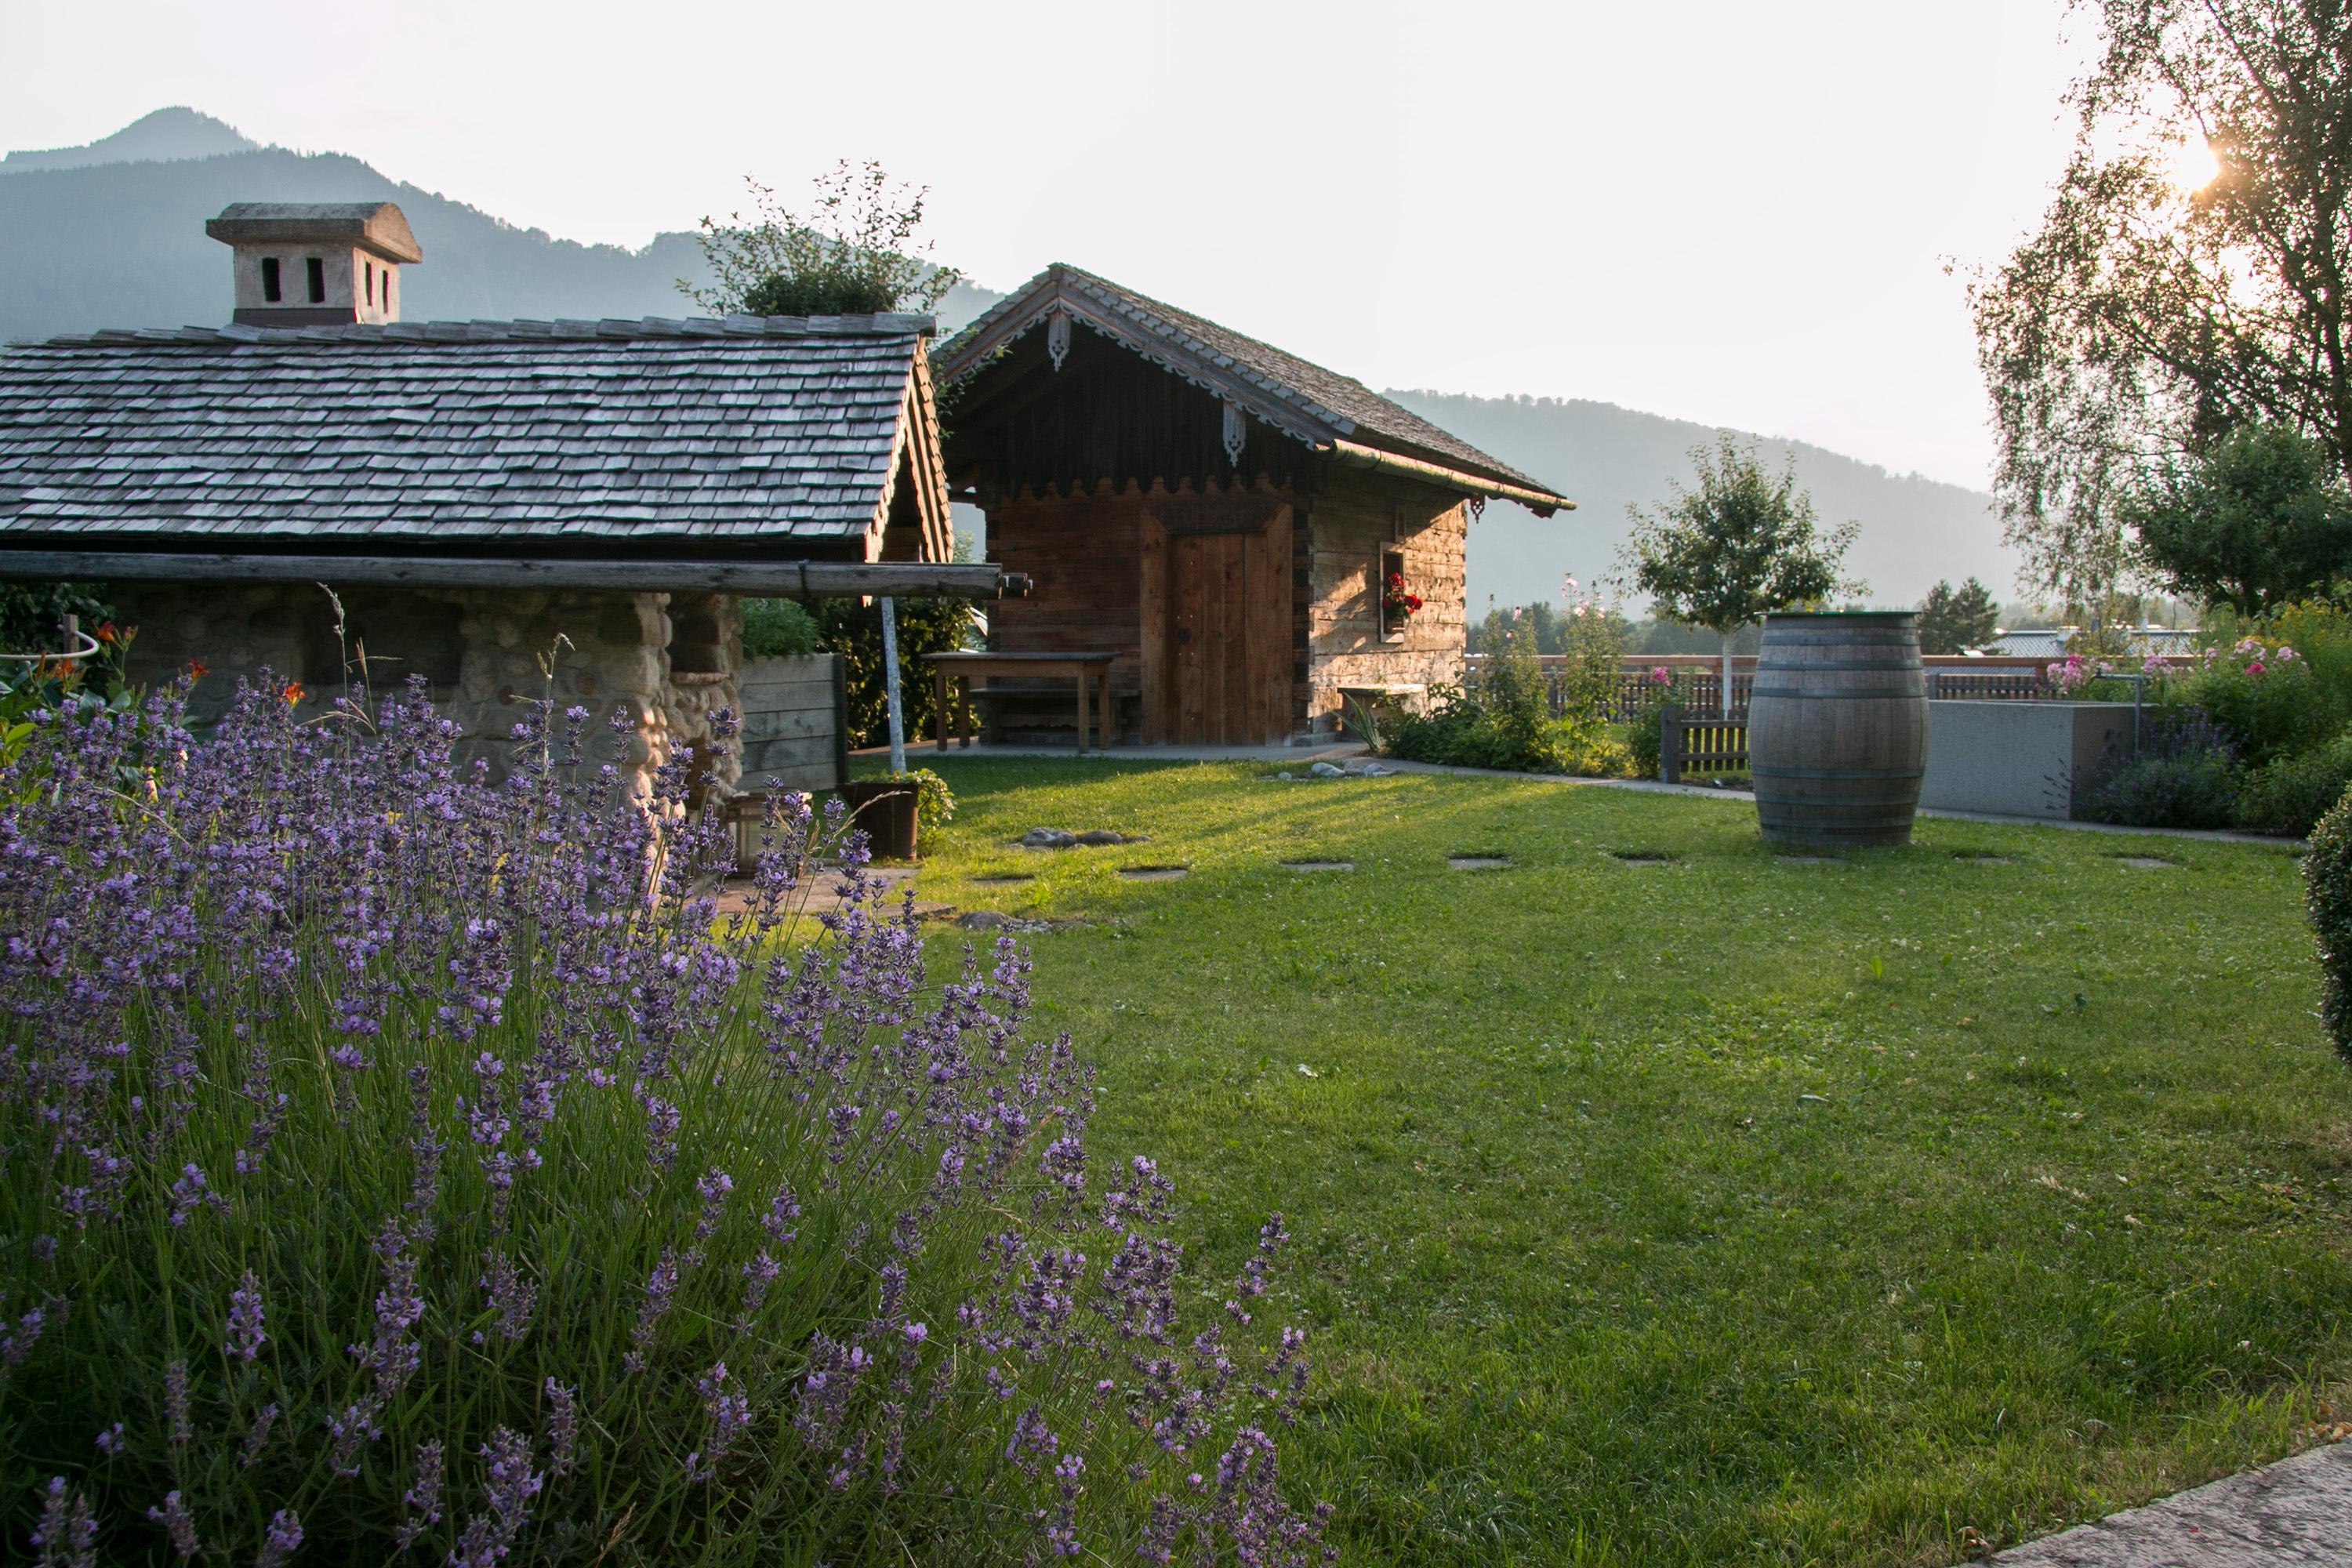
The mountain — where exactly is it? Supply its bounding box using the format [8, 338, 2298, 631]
[0, 107, 257, 172]
[0, 129, 1003, 345]
[1388, 390, 2013, 610]
[0, 111, 2013, 602]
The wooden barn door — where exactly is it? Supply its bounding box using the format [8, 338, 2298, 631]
[1143, 500, 1290, 745]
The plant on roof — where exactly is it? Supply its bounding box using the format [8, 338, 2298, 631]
[683, 162, 962, 319]
[0, 677, 1329, 1563]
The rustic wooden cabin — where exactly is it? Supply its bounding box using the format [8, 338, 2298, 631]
[0, 201, 997, 802]
[933, 265, 1572, 745]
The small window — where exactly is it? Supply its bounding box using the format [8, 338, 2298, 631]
[260, 256, 281, 303]
[365, 260, 374, 307]
[1378, 548, 1409, 640]
[306, 257, 325, 303]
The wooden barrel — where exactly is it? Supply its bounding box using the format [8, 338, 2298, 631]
[1747, 612, 1926, 848]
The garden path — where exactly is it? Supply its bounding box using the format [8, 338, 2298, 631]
[1975, 1439, 2352, 1566]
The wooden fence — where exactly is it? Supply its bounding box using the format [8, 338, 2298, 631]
[1459, 654, 2171, 721]
[1658, 704, 1750, 783]
[737, 653, 849, 794]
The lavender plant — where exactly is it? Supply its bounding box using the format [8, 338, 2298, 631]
[0, 676, 1327, 1563]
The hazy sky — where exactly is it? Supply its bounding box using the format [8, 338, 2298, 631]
[1, 0, 2092, 493]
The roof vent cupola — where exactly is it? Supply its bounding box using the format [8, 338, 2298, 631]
[203, 202, 422, 327]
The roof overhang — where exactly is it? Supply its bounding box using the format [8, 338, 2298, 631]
[935, 266, 1572, 517]
[0, 549, 1029, 600]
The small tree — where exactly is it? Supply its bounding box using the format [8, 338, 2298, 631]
[683, 162, 960, 318]
[1620, 437, 1861, 714]
[1916, 577, 2001, 654]
[2122, 423, 2352, 617]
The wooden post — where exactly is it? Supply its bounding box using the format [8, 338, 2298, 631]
[880, 597, 906, 776]
[1074, 669, 1091, 757]
[933, 664, 951, 753]
[1660, 702, 1682, 784]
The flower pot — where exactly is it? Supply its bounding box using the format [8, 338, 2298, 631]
[836, 779, 920, 862]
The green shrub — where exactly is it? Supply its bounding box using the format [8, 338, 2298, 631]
[2073, 710, 2241, 829]
[2304, 780, 2352, 1060]
[1537, 717, 1636, 779]
[1626, 707, 1664, 779]
[2236, 731, 2352, 837]
[740, 598, 821, 659]
[810, 597, 974, 747]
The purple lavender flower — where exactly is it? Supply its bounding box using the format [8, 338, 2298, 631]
[350, 1220, 424, 1397]
[145, 1490, 198, 1559]
[238, 1402, 278, 1468]
[623, 1248, 681, 1373]
[166, 1163, 223, 1227]
[326, 1399, 382, 1479]
[162, 1359, 191, 1446]
[256, 1508, 303, 1568]
[93, 1422, 123, 1455]
[29, 1476, 95, 1568]
[690, 1360, 753, 1482]
[394, 1440, 443, 1549]
[223, 1269, 266, 1362]
[448, 1428, 541, 1566]
[0, 1301, 45, 1366]
[763, 1183, 800, 1247]
[474, 1251, 535, 1346]
[543, 1380, 578, 1477]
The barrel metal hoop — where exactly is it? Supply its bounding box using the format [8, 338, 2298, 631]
[1749, 685, 1924, 699]
[1753, 659, 1922, 671]
[1759, 635, 1921, 646]
[1751, 764, 1926, 781]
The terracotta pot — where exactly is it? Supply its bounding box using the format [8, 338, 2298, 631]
[836, 779, 920, 862]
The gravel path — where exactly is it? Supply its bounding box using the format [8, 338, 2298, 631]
[1980, 1442, 2352, 1566]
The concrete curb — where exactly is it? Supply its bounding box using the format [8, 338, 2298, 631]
[1978, 1440, 2352, 1566]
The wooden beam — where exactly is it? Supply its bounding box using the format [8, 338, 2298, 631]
[1319, 439, 1572, 516]
[0, 550, 1032, 600]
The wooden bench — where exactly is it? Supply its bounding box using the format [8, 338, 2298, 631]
[925, 652, 1121, 755]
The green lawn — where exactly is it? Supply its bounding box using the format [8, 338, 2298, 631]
[888, 759, 2352, 1566]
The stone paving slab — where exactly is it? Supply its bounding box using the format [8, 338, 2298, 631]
[1980, 1442, 2352, 1566]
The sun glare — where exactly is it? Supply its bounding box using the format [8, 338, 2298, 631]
[2169, 135, 2222, 191]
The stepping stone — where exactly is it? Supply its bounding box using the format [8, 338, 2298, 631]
[1075, 829, 1146, 846]
[956, 910, 1076, 933]
[1018, 828, 1076, 848]
[1448, 855, 1511, 870]
[2115, 855, 2182, 869]
[1611, 851, 1679, 866]
[970, 873, 1035, 885]
[1117, 865, 1189, 881]
[1281, 860, 1354, 873]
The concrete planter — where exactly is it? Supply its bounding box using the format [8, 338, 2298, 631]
[1918, 701, 2133, 820]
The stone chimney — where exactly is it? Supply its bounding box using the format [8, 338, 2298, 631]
[204, 202, 421, 327]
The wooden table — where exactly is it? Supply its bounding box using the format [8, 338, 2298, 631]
[924, 652, 1120, 755]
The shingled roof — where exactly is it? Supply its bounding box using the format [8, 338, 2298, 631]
[934, 263, 1570, 511]
[0, 314, 952, 558]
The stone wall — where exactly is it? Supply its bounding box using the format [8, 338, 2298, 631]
[1298, 466, 1468, 732]
[109, 581, 740, 804]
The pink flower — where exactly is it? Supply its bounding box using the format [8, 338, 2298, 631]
[2277, 645, 2299, 662]
[2247, 660, 2267, 676]
[1511, 607, 1522, 621]
[1650, 666, 1671, 685]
